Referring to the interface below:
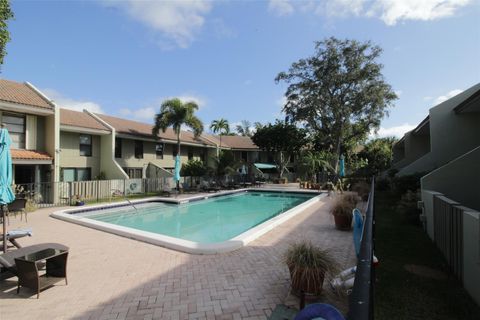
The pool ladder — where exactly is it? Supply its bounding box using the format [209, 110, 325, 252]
[125, 198, 138, 213]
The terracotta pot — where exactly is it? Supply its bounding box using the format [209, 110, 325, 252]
[333, 214, 353, 231]
[288, 264, 325, 296]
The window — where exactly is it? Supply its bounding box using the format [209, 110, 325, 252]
[155, 143, 164, 159]
[3, 112, 25, 149]
[124, 168, 142, 179]
[242, 151, 248, 162]
[79, 134, 92, 156]
[115, 138, 122, 158]
[61, 168, 91, 182]
[172, 145, 178, 159]
[188, 149, 193, 161]
[134, 140, 143, 159]
[267, 154, 274, 163]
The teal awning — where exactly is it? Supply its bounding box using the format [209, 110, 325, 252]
[254, 163, 277, 170]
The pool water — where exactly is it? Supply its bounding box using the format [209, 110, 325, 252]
[87, 191, 315, 243]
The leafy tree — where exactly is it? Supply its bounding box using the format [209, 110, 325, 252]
[152, 98, 203, 189]
[252, 120, 307, 178]
[181, 159, 207, 187]
[210, 118, 230, 153]
[181, 159, 207, 177]
[358, 137, 397, 176]
[208, 150, 239, 178]
[276, 37, 397, 171]
[0, 0, 13, 68]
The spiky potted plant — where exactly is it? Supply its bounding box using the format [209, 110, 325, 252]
[284, 241, 337, 296]
[331, 195, 356, 230]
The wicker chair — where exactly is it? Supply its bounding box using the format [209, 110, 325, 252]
[8, 198, 28, 222]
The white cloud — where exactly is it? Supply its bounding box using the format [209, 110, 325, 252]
[371, 123, 416, 138]
[395, 90, 403, 97]
[368, 0, 471, 25]
[42, 88, 104, 113]
[269, 0, 471, 25]
[434, 88, 463, 105]
[103, 0, 212, 48]
[119, 107, 156, 121]
[268, 0, 295, 16]
[119, 94, 207, 122]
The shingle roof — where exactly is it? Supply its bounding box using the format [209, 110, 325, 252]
[219, 135, 259, 150]
[60, 109, 110, 131]
[11, 149, 52, 160]
[0, 79, 53, 110]
[96, 113, 215, 146]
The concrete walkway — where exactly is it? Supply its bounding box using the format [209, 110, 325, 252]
[0, 195, 355, 320]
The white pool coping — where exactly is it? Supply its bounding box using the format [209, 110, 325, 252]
[51, 188, 326, 254]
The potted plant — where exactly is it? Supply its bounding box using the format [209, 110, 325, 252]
[284, 241, 338, 296]
[331, 195, 356, 230]
[71, 195, 85, 206]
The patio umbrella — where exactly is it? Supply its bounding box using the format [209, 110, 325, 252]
[174, 154, 181, 191]
[338, 154, 345, 178]
[241, 164, 247, 175]
[0, 128, 15, 252]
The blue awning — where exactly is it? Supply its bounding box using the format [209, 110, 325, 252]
[254, 163, 277, 170]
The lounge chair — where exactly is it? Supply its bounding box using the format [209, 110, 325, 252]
[0, 243, 69, 281]
[0, 228, 32, 249]
[8, 198, 28, 222]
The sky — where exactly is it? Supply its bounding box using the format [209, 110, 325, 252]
[2, 0, 480, 137]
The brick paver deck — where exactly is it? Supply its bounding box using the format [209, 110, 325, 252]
[0, 194, 355, 320]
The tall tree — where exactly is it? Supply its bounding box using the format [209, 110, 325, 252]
[0, 0, 13, 68]
[252, 120, 306, 178]
[236, 120, 252, 137]
[276, 37, 397, 171]
[152, 98, 203, 188]
[358, 137, 397, 176]
[210, 118, 230, 153]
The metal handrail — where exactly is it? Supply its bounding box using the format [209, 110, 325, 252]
[347, 177, 375, 320]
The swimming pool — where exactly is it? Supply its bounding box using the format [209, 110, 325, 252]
[52, 189, 324, 254]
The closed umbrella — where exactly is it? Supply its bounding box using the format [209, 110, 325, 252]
[339, 155, 345, 178]
[0, 128, 15, 252]
[174, 155, 181, 191]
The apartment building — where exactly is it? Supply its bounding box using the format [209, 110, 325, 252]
[0, 80, 59, 189]
[0, 78, 292, 187]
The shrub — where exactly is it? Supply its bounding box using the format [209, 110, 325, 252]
[397, 190, 421, 224]
[375, 177, 390, 191]
[342, 193, 359, 206]
[332, 195, 356, 218]
[352, 181, 370, 201]
[392, 172, 425, 195]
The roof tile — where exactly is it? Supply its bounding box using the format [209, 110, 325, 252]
[11, 149, 52, 160]
[0, 79, 53, 110]
[60, 109, 110, 131]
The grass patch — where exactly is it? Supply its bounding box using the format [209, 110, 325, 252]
[375, 191, 480, 319]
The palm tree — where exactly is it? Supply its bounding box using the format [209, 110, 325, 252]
[152, 98, 204, 189]
[210, 118, 230, 154]
[235, 120, 252, 137]
[300, 151, 333, 182]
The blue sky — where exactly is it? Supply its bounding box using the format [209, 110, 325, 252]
[3, 0, 479, 137]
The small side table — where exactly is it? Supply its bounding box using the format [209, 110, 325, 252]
[14, 248, 68, 298]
